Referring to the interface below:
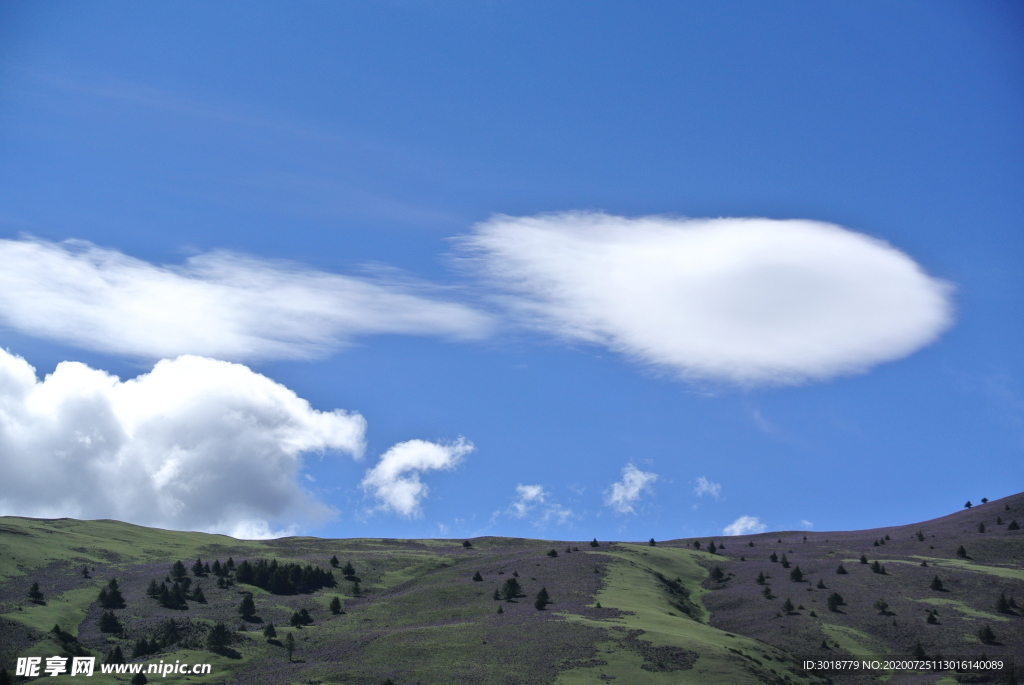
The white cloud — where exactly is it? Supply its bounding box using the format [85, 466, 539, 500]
[361, 438, 473, 518]
[459, 212, 953, 385]
[0, 237, 491, 361]
[800, 520, 814, 530]
[694, 476, 721, 499]
[0, 349, 366, 538]
[723, 516, 767, 536]
[510, 484, 547, 518]
[604, 464, 658, 514]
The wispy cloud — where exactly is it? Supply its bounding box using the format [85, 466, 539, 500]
[0, 238, 492, 360]
[0, 349, 365, 538]
[694, 476, 722, 499]
[503, 484, 575, 526]
[509, 484, 547, 518]
[604, 464, 658, 514]
[800, 520, 814, 530]
[360, 438, 473, 518]
[723, 516, 767, 536]
[458, 212, 954, 385]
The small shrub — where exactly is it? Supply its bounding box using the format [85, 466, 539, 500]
[472, 571, 483, 582]
[1008, 520, 1020, 530]
[590, 538, 600, 547]
[836, 564, 847, 575]
[873, 599, 889, 614]
[930, 575, 944, 591]
[816, 579, 826, 589]
[956, 545, 968, 558]
[648, 538, 656, 547]
[462, 541, 473, 548]
[978, 625, 997, 645]
[859, 554, 868, 564]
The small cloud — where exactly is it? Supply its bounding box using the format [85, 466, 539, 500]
[437, 522, 450, 536]
[751, 408, 776, 434]
[360, 438, 473, 518]
[605, 463, 658, 514]
[723, 516, 767, 536]
[509, 484, 547, 517]
[800, 520, 814, 530]
[304, 474, 316, 482]
[541, 503, 575, 525]
[694, 476, 722, 500]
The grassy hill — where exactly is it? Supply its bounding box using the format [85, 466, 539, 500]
[0, 494, 1021, 684]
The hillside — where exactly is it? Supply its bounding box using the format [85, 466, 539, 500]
[0, 494, 1021, 685]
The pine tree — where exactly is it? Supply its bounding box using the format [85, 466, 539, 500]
[131, 638, 149, 659]
[192, 558, 204, 576]
[826, 592, 844, 612]
[212, 560, 223, 576]
[146, 579, 160, 598]
[997, 516, 1003, 525]
[920, 560, 928, 567]
[192, 584, 206, 603]
[912, 641, 926, 659]
[263, 622, 277, 640]
[693, 540, 701, 549]
[207, 623, 231, 650]
[708, 541, 717, 554]
[930, 575, 944, 591]
[27, 581, 44, 602]
[956, 545, 968, 558]
[463, 540, 473, 548]
[965, 501, 973, 509]
[590, 538, 600, 547]
[710, 566, 724, 581]
[782, 598, 795, 614]
[566, 546, 572, 553]
[996, 593, 1012, 613]
[978, 522, 986, 533]
[916, 530, 925, 541]
[130, 672, 148, 685]
[836, 564, 847, 575]
[290, 611, 303, 627]
[870, 560, 884, 574]
[299, 608, 312, 625]
[171, 560, 188, 581]
[98, 610, 122, 633]
[790, 566, 803, 582]
[342, 561, 355, 577]
[649, 538, 656, 547]
[534, 587, 550, 610]
[99, 579, 125, 608]
[330, 596, 343, 614]
[103, 646, 125, 665]
[780, 554, 790, 569]
[497, 605, 503, 614]
[769, 552, 778, 563]
[926, 611, 938, 624]
[284, 632, 295, 661]
[330, 555, 339, 567]
[547, 549, 558, 557]
[873, 599, 889, 614]
[816, 579, 826, 589]
[239, 593, 256, 618]
[762, 586, 773, 599]
[1008, 520, 1020, 530]
[755, 571, 766, 584]
[501, 577, 522, 601]
[860, 554, 868, 564]
[978, 625, 997, 644]
[873, 540, 879, 547]
[472, 571, 483, 582]
[226, 557, 235, 570]
[0, 668, 11, 685]
[493, 588, 501, 601]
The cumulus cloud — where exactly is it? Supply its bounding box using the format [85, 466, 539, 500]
[0, 349, 366, 538]
[0, 237, 491, 360]
[694, 476, 721, 499]
[604, 464, 658, 514]
[360, 438, 473, 517]
[506, 484, 575, 525]
[459, 213, 954, 385]
[723, 516, 767, 536]
[510, 484, 547, 518]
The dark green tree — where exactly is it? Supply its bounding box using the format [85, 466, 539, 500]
[493, 588, 501, 600]
[501, 577, 522, 601]
[284, 632, 295, 661]
[590, 538, 600, 547]
[1009, 520, 1021, 530]
[98, 579, 125, 609]
[708, 541, 717, 554]
[930, 575, 944, 591]
[192, 558, 204, 576]
[330, 596, 343, 614]
[207, 623, 231, 651]
[212, 560, 223, 576]
[761, 586, 774, 599]
[956, 545, 968, 558]
[870, 560, 884, 574]
[462, 540, 473, 548]
[27, 581, 44, 602]
[710, 566, 724, 582]
[780, 554, 790, 569]
[263, 622, 277, 640]
[191, 584, 206, 604]
[130, 673, 148, 685]
[755, 571, 766, 584]
[926, 610, 939, 624]
[0, 667, 11, 685]
[873, 599, 889, 614]
[978, 624, 997, 644]
[817, 579, 826, 589]
[782, 598, 794, 614]
[330, 555, 339, 567]
[859, 554, 868, 564]
[103, 645, 125, 665]
[769, 552, 778, 562]
[534, 587, 549, 610]
[472, 571, 483, 582]
[146, 579, 160, 598]
[965, 501, 973, 509]
[98, 610, 122, 633]
[912, 641, 926, 659]
[978, 522, 986, 533]
[496, 605, 503, 614]
[239, 593, 256, 619]
[916, 530, 925, 541]
[827, 592, 844, 612]
[790, 566, 803, 582]
[170, 582, 187, 609]
[836, 564, 848, 574]
[342, 561, 356, 577]
[649, 538, 656, 547]
[171, 560, 188, 581]
[226, 557, 235, 570]
[996, 593, 1012, 613]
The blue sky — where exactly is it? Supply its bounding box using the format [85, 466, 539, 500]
[0, 1, 1021, 541]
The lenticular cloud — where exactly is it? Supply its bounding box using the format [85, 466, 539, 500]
[460, 213, 954, 384]
[0, 349, 366, 538]
[0, 238, 491, 361]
